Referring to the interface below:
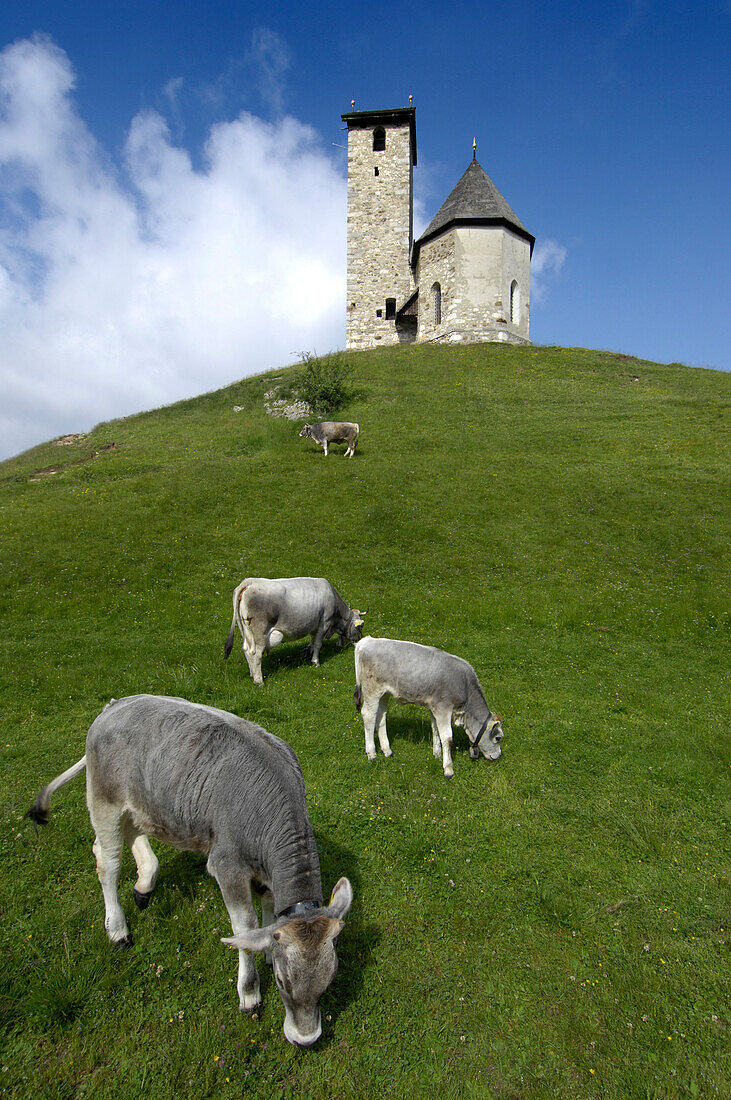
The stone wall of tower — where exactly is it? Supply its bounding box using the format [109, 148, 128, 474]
[345, 122, 415, 350]
[416, 226, 531, 345]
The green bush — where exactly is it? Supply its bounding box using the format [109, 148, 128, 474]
[294, 351, 352, 418]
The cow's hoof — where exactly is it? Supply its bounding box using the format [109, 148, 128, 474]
[444, 771, 454, 780]
[366, 753, 377, 762]
[133, 888, 152, 910]
[241, 1003, 262, 1018]
[383, 749, 393, 758]
[113, 935, 133, 951]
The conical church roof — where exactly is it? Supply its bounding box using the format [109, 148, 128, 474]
[414, 159, 534, 260]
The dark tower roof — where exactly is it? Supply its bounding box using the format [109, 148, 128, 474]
[341, 106, 417, 164]
[413, 159, 534, 262]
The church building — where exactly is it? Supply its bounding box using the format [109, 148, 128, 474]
[342, 105, 534, 350]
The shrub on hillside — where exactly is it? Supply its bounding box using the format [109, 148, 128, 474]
[294, 352, 352, 419]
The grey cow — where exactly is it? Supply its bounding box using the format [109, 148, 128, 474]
[354, 636, 504, 778]
[224, 576, 365, 684]
[299, 421, 359, 457]
[28, 695, 353, 1047]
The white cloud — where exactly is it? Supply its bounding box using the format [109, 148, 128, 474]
[531, 239, 567, 304]
[247, 28, 291, 116]
[0, 35, 345, 460]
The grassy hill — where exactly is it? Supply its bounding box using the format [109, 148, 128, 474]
[1, 343, 728, 1099]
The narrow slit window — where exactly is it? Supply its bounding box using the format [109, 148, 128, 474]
[373, 127, 386, 152]
[385, 298, 396, 320]
[432, 282, 442, 326]
[374, 166, 379, 176]
[510, 280, 520, 324]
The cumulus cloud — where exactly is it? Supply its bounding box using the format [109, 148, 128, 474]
[531, 239, 567, 303]
[0, 35, 345, 460]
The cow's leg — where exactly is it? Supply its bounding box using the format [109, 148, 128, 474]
[432, 709, 455, 778]
[306, 626, 327, 666]
[210, 861, 262, 1014]
[241, 625, 266, 685]
[375, 696, 392, 757]
[123, 818, 159, 909]
[89, 799, 131, 947]
[322, 441, 329, 456]
[430, 713, 442, 759]
[243, 644, 265, 685]
[360, 692, 383, 760]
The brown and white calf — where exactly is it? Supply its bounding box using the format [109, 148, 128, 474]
[354, 636, 504, 778]
[29, 695, 353, 1047]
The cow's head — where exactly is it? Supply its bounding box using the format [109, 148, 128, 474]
[222, 877, 353, 1047]
[299, 425, 312, 438]
[468, 717, 501, 761]
[470, 715, 504, 761]
[344, 608, 366, 644]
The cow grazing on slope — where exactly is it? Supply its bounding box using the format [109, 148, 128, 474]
[224, 576, 365, 684]
[299, 421, 359, 457]
[353, 636, 504, 778]
[28, 694, 353, 1048]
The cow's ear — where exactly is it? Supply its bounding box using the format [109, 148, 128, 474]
[221, 927, 275, 954]
[326, 917, 345, 941]
[326, 877, 353, 919]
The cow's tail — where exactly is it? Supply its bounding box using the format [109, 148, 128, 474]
[224, 582, 254, 659]
[28, 756, 87, 826]
[224, 582, 244, 659]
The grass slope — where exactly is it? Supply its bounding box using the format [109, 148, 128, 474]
[1, 344, 729, 1099]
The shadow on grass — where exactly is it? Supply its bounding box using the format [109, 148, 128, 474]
[299, 444, 365, 459]
[312, 831, 378, 1047]
[226, 638, 350, 682]
[362, 710, 495, 771]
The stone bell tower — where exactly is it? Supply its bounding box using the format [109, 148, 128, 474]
[341, 106, 417, 349]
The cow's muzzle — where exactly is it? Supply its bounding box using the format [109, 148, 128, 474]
[284, 1017, 322, 1048]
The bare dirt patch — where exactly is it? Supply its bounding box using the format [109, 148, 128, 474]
[28, 442, 117, 481]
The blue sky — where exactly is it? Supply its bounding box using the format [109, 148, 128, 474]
[0, 1, 728, 458]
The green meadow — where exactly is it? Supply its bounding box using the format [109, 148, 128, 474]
[0, 343, 728, 1099]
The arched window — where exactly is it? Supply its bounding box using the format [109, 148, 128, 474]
[510, 280, 520, 325]
[373, 127, 386, 152]
[432, 282, 442, 326]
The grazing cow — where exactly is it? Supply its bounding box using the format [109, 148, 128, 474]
[299, 421, 359, 457]
[353, 636, 504, 778]
[28, 695, 353, 1048]
[224, 576, 365, 685]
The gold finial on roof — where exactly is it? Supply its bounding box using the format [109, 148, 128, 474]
[409, 93, 413, 105]
[473, 137, 477, 160]
[351, 99, 355, 110]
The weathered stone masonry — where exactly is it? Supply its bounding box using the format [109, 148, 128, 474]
[342, 105, 534, 350]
